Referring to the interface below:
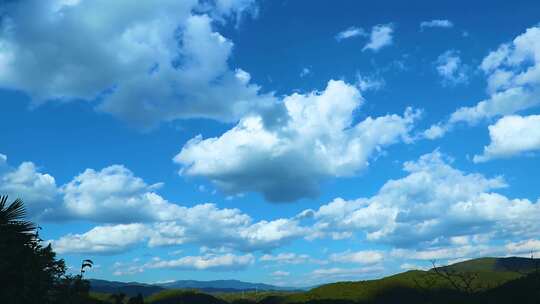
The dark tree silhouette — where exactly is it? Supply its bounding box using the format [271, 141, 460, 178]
[110, 292, 127, 304]
[0, 195, 99, 304]
[127, 293, 145, 304]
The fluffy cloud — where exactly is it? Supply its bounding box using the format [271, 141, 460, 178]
[145, 253, 255, 271]
[424, 24, 540, 139]
[52, 224, 148, 254]
[335, 26, 366, 41]
[149, 215, 307, 252]
[363, 24, 394, 52]
[0, 0, 270, 129]
[329, 250, 384, 265]
[449, 25, 540, 125]
[420, 19, 454, 30]
[175, 80, 419, 202]
[505, 239, 540, 256]
[0, 153, 308, 254]
[0, 156, 58, 216]
[59, 165, 183, 222]
[50, 206, 307, 254]
[304, 150, 540, 248]
[474, 115, 540, 162]
[435, 50, 468, 86]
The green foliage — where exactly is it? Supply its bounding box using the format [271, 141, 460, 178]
[145, 289, 227, 304]
[0, 195, 99, 304]
[218, 291, 294, 303]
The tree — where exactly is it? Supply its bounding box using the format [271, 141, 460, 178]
[110, 292, 127, 304]
[0, 195, 97, 304]
[127, 293, 145, 304]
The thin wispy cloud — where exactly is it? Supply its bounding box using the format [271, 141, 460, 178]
[420, 19, 454, 30]
[335, 26, 366, 41]
[363, 24, 394, 52]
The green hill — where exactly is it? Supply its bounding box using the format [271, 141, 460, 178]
[146, 289, 228, 304]
[89, 257, 540, 304]
[443, 256, 539, 273]
[272, 257, 538, 304]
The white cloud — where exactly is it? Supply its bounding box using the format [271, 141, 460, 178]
[0, 158, 58, 216]
[260, 253, 313, 264]
[211, 0, 258, 20]
[363, 24, 394, 52]
[51, 223, 148, 254]
[0, 0, 271, 130]
[435, 50, 469, 86]
[0, 154, 308, 254]
[474, 115, 540, 162]
[400, 263, 428, 270]
[143, 208, 306, 253]
[422, 123, 449, 140]
[305, 150, 540, 248]
[145, 253, 254, 271]
[505, 239, 540, 255]
[420, 19, 454, 30]
[311, 266, 383, 280]
[271, 270, 290, 277]
[335, 26, 366, 41]
[300, 67, 311, 78]
[49, 205, 307, 254]
[175, 80, 419, 202]
[449, 25, 540, 125]
[59, 165, 182, 222]
[329, 250, 384, 265]
[356, 74, 385, 91]
[391, 245, 495, 261]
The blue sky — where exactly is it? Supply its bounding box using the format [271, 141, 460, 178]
[1, 0, 540, 286]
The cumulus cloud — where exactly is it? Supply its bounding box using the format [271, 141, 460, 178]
[0, 154, 306, 254]
[304, 150, 540, 248]
[420, 19, 454, 30]
[363, 24, 394, 52]
[50, 206, 307, 254]
[424, 24, 540, 139]
[435, 50, 469, 86]
[449, 25, 540, 125]
[59, 165, 183, 222]
[474, 115, 540, 162]
[145, 253, 255, 271]
[0, 0, 270, 129]
[52, 224, 148, 254]
[175, 80, 419, 202]
[335, 26, 366, 41]
[0, 156, 58, 216]
[329, 250, 384, 265]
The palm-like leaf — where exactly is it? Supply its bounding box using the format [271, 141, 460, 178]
[0, 195, 36, 236]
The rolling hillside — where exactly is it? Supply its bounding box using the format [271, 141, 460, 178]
[89, 257, 540, 303]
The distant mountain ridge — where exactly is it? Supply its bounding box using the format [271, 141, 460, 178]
[89, 278, 293, 296]
[156, 279, 292, 291]
[89, 257, 540, 299]
[89, 279, 164, 297]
